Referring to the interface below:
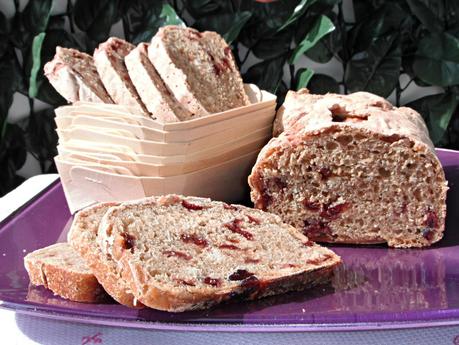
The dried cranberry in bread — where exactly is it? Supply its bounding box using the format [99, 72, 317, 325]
[249, 90, 448, 248]
[24, 243, 107, 303]
[149, 26, 250, 118]
[44, 47, 113, 104]
[68, 202, 142, 307]
[94, 38, 148, 115]
[97, 195, 340, 312]
[125, 43, 192, 122]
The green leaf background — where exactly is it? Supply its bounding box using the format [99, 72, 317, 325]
[1, 0, 459, 196]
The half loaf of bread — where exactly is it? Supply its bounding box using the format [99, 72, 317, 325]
[249, 90, 448, 248]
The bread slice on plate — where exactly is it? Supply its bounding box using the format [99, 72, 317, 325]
[149, 26, 250, 118]
[24, 243, 107, 303]
[249, 90, 448, 248]
[125, 43, 192, 122]
[94, 38, 148, 115]
[44, 47, 113, 104]
[68, 202, 143, 307]
[97, 195, 341, 312]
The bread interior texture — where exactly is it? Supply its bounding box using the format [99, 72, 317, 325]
[250, 126, 446, 248]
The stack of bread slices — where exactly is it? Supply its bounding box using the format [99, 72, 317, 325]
[45, 26, 277, 214]
[25, 195, 341, 311]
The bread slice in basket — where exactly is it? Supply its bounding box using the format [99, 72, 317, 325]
[24, 243, 107, 303]
[68, 202, 142, 307]
[97, 195, 341, 312]
[125, 43, 192, 122]
[44, 47, 113, 104]
[94, 38, 148, 115]
[149, 26, 250, 118]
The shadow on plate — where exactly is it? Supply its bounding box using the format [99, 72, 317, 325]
[134, 281, 338, 323]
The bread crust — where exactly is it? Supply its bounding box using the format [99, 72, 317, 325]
[273, 89, 393, 136]
[24, 243, 107, 303]
[68, 202, 143, 307]
[120, 255, 338, 312]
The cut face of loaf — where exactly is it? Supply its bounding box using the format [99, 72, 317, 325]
[68, 202, 142, 307]
[97, 195, 340, 312]
[44, 47, 113, 104]
[125, 43, 192, 122]
[24, 243, 107, 303]
[249, 91, 448, 248]
[149, 26, 250, 118]
[94, 38, 148, 115]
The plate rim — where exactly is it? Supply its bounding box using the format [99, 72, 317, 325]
[3, 302, 459, 332]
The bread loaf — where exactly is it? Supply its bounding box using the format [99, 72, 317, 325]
[44, 47, 113, 104]
[97, 194, 340, 312]
[249, 90, 448, 248]
[94, 38, 148, 115]
[149, 26, 250, 118]
[68, 202, 142, 307]
[24, 243, 107, 303]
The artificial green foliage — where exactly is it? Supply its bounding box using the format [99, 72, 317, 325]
[1, 0, 459, 196]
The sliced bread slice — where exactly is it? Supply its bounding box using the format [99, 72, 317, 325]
[44, 47, 113, 104]
[125, 43, 192, 122]
[68, 202, 142, 307]
[24, 243, 107, 303]
[94, 38, 149, 115]
[97, 195, 341, 312]
[149, 26, 250, 118]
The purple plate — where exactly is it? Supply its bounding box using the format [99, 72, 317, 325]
[1, 148, 459, 332]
